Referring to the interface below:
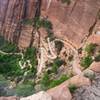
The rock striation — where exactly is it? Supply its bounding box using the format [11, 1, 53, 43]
[0, 0, 100, 49]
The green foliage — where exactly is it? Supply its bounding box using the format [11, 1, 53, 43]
[40, 73, 70, 90]
[61, 0, 71, 5]
[40, 72, 50, 90]
[34, 17, 52, 30]
[52, 58, 64, 73]
[41, 19, 52, 30]
[80, 56, 93, 69]
[24, 47, 37, 76]
[95, 54, 100, 62]
[34, 17, 42, 28]
[68, 84, 77, 93]
[0, 54, 22, 77]
[15, 83, 35, 97]
[22, 19, 33, 25]
[55, 41, 64, 54]
[0, 38, 37, 96]
[0, 75, 9, 86]
[0, 75, 9, 96]
[46, 31, 55, 41]
[0, 36, 18, 53]
[49, 75, 70, 88]
[85, 43, 96, 55]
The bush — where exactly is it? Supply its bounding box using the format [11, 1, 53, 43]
[52, 58, 64, 73]
[95, 54, 100, 62]
[22, 19, 33, 25]
[55, 41, 64, 54]
[42, 19, 52, 30]
[61, 0, 71, 4]
[80, 56, 93, 69]
[85, 43, 96, 55]
[15, 83, 35, 97]
[0, 75, 9, 96]
[41, 73, 70, 90]
[49, 75, 70, 88]
[34, 17, 42, 28]
[0, 54, 22, 77]
[0, 36, 18, 53]
[34, 17, 52, 30]
[68, 84, 77, 93]
[40, 72, 50, 90]
[24, 47, 37, 76]
[46, 31, 55, 41]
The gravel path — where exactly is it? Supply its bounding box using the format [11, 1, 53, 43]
[73, 73, 100, 100]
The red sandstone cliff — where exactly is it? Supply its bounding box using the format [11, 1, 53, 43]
[0, 0, 100, 49]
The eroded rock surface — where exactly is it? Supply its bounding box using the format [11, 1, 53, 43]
[0, 0, 100, 49]
[73, 73, 100, 100]
[20, 91, 52, 100]
[41, 0, 100, 48]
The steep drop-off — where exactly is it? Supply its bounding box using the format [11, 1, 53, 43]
[0, 0, 100, 49]
[0, 0, 100, 99]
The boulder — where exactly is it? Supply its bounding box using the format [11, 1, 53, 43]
[66, 75, 91, 87]
[83, 69, 95, 80]
[89, 62, 100, 72]
[47, 85, 72, 100]
[20, 91, 52, 100]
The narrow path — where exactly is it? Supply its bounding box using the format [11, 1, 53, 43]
[0, 50, 32, 69]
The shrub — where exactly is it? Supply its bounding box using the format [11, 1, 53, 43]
[61, 0, 71, 5]
[0, 54, 22, 77]
[0, 75, 9, 96]
[52, 58, 64, 73]
[24, 47, 37, 76]
[40, 72, 50, 90]
[55, 41, 64, 54]
[80, 56, 93, 69]
[46, 31, 55, 41]
[41, 19, 52, 30]
[95, 54, 100, 62]
[34, 17, 42, 28]
[84, 70, 95, 80]
[15, 83, 35, 97]
[22, 19, 33, 25]
[68, 55, 74, 61]
[0, 36, 18, 53]
[68, 84, 77, 93]
[49, 75, 70, 88]
[85, 43, 97, 55]
[40, 73, 70, 90]
[34, 17, 52, 30]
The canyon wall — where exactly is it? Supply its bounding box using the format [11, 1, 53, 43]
[0, 0, 36, 48]
[0, 0, 100, 49]
[41, 0, 100, 48]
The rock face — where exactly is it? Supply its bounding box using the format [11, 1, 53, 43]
[89, 62, 100, 73]
[20, 91, 52, 100]
[73, 73, 100, 100]
[41, 0, 100, 48]
[0, 0, 100, 49]
[47, 85, 72, 100]
[0, 0, 36, 48]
